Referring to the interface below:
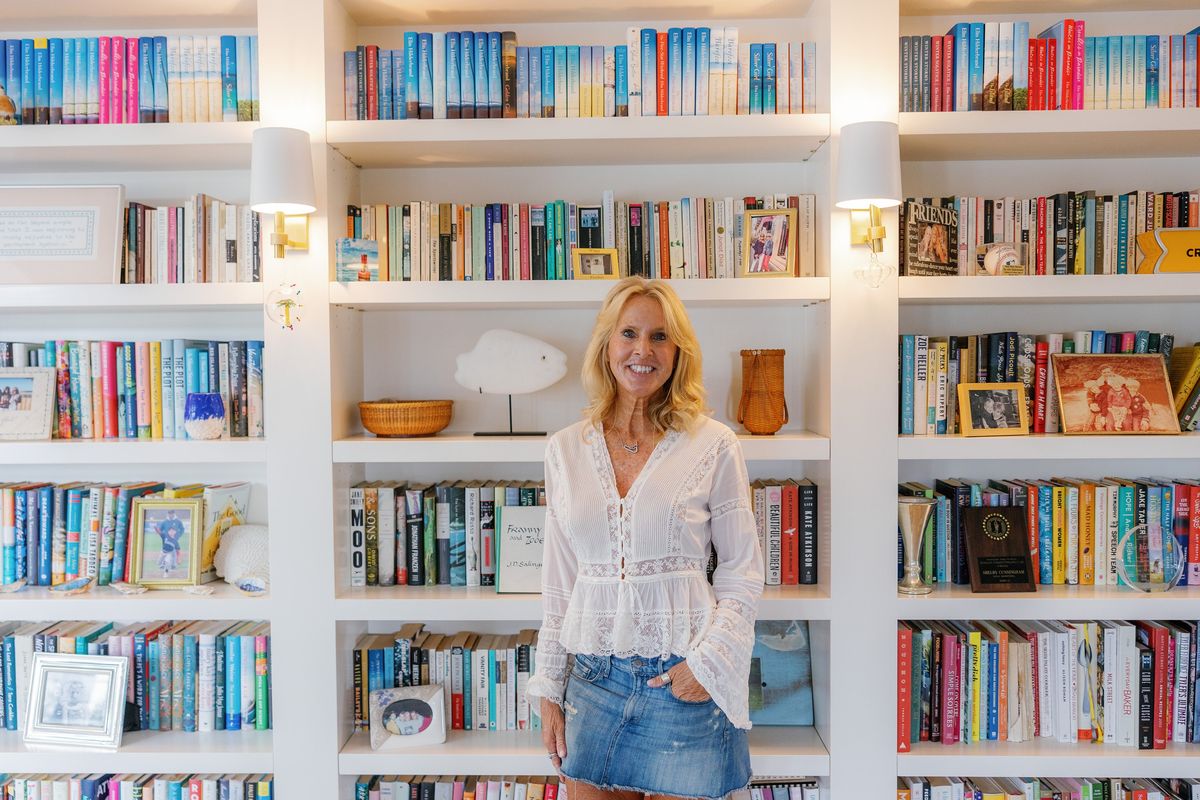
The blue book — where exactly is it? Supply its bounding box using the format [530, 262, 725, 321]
[968, 23, 984, 110]
[402, 32, 418, 120]
[43, 38, 59, 125]
[198, 350, 210, 393]
[19, 40, 33, 125]
[749, 43, 763, 114]
[641, 28, 656, 115]
[184, 346, 200, 399]
[695, 28, 709, 114]
[459, 32, 474, 118]
[213, 634, 225, 730]
[681, 28, 696, 115]
[1037, 483, 1053, 583]
[75, 38, 89, 122]
[67, 344, 82, 438]
[449, 487, 466, 585]
[475, 32, 489, 117]
[947, 23, 968, 110]
[668, 28, 682, 115]
[225, 634, 241, 729]
[418, 33, 434, 119]
[1146, 35, 1159, 108]
[5, 40, 20, 124]
[900, 334, 915, 435]
[122, 342, 137, 438]
[392, 49, 405, 120]
[1108, 36, 1122, 108]
[1013, 21, 1029, 110]
[763, 42, 776, 114]
[182, 633, 197, 732]
[553, 46, 566, 117]
[33, 38, 48, 124]
[987, 640, 999, 739]
[487, 32, 502, 116]
[445, 32, 459, 119]
[220, 36, 238, 121]
[137, 37, 153, 122]
[152, 37, 167, 122]
[1134, 330, 1150, 353]
[545, 200, 557, 279]
[935, 495, 949, 583]
[1095, 33, 1109, 109]
[379, 47, 393, 120]
[3, 636, 17, 728]
[529, 45, 542, 117]
[248, 35, 259, 120]
[114, 343, 126, 437]
[148, 639, 161, 730]
[516, 46, 528, 117]
[62, 37, 74, 123]
[488, 648, 497, 730]
[1090, 330, 1106, 354]
[540, 45, 554, 116]
[614, 45, 628, 115]
[65, 487, 82, 578]
[37, 485, 52, 586]
[80, 775, 113, 800]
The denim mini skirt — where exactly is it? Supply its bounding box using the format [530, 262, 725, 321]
[560, 653, 751, 800]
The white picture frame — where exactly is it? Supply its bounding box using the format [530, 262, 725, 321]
[23, 653, 128, 751]
[0, 367, 55, 440]
[368, 684, 446, 750]
[0, 184, 124, 285]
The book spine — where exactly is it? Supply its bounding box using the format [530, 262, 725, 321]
[349, 486, 365, 587]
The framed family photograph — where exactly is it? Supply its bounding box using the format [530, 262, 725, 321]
[0, 367, 55, 440]
[572, 247, 620, 279]
[129, 498, 205, 587]
[1051, 353, 1180, 435]
[957, 382, 1031, 436]
[0, 185, 124, 285]
[741, 208, 797, 277]
[23, 653, 128, 750]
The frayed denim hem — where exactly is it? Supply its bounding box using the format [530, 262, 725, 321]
[561, 770, 751, 800]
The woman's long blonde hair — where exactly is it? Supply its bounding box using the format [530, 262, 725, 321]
[581, 277, 707, 434]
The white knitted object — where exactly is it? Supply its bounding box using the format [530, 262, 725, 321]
[214, 524, 270, 585]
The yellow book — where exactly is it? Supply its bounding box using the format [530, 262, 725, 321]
[1168, 345, 1200, 412]
[969, 630, 982, 741]
[162, 483, 205, 499]
[1052, 485, 1066, 584]
[1079, 481, 1095, 585]
[149, 341, 163, 440]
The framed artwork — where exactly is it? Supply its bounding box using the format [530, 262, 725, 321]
[23, 653, 128, 750]
[368, 685, 446, 750]
[957, 382, 1030, 436]
[741, 208, 798, 277]
[1051, 353, 1180, 435]
[0, 367, 55, 440]
[0, 185, 124, 284]
[129, 498, 205, 587]
[572, 247, 620, 279]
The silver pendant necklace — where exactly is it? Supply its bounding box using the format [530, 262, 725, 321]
[622, 441, 639, 454]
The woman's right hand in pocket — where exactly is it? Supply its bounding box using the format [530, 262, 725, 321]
[541, 697, 567, 777]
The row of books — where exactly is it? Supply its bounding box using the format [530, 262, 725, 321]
[338, 194, 817, 282]
[0, 339, 266, 440]
[753, 479, 819, 586]
[898, 330, 1178, 436]
[1, 774, 274, 800]
[122, 197, 263, 285]
[901, 21, 1200, 112]
[0, 35, 260, 125]
[898, 476, 1200, 588]
[0, 481, 250, 588]
[899, 190, 1200, 277]
[343, 29, 816, 121]
[897, 619, 1200, 752]
[898, 777, 1200, 800]
[354, 775, 564, 800]
[0, 620, 271, 734]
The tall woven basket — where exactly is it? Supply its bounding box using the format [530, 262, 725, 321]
[737, 349, 788, 435]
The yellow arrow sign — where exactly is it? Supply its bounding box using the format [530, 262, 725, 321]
[1136, 228, 1200, 273]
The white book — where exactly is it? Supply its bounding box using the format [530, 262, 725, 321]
[1159, 35, 1170, 109]
[424, 200, 435, 282]
[167, 36, 182, 123]
[1121, 36, 1134, 109]
[736, 43, 750, 114]
[432, 33, 446, 119]
[179, 35, 196, 123]
[722, 28, 738, 115]
[193, 37, 209, 122]
[578, 44, 591, 117]
[224, 202, 238, 282]
[1174, 627, 1190, 742]
[603, 46, 615, 117]
[511, 203, 521, 280]
[776, 42, 789, 114]
[474, 639, 490, 729]
[172, 338, 187, 439]
[75, 339, 93, 439]
[799, 194, 816, 277]
[681, 197, 696, 279]
[465, 484, 480, 587]
[602, 189, 615, 249]
[802, 42, 815, 112]
[85, 486, 102, 579]
[764, 484, 782, 585]
[197, 632, 216, 732]
[733, 196, 746, 271]
[506, 643, 518, 729]
[1098, 621, 1117, 744]
[207, 36, 222, 122]
[218, 341, 231, 437]
[913, 335, 928, 437]
[566, 48, 580, 117]
[713, 199, 727, 279]
[184, 198, 198, 283]
[159, 339, 174, 439]
[626, 27, 642, 117]
[708, 30, 724, 115]
[1031, 623, 1051, 738]
[378, 483, 396, 586]
[723, 197, 735, 278]
[349, 486, 366, 587]
[1117, 622, 1137, 746]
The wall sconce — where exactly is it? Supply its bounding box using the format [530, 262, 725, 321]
[250, 127, 317, 260]
[833, 120, 902, 287]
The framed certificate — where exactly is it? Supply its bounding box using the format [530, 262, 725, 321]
[0, 184, 124, 285]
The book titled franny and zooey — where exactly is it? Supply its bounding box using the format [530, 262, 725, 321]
[0, 34, 260, 125]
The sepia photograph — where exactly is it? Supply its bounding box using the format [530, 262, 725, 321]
[1052, 354, 1180, 435]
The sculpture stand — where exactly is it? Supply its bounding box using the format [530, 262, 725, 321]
[474, 394, 546, 437]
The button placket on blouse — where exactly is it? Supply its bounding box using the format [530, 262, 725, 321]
[618, 499, 627, 580]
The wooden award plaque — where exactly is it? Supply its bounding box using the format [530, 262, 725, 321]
[961, 506, 1037, 593]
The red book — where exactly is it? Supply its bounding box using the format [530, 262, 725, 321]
[101, 341, 119, 439]
[931, 35, 942, 112]
[1072, 20, 1086, 111]
[519, 203, 531, 280]
[544, 781, 559, 800]
[500, 203, 511, 281]
[940, 633, 959, 744]
[1060, 20, 1075, 110]
[126, 38, 139, 124]
[780, 481, 799, 585]
[942, 35, 954, 111]
[655, 32, 668, 116]
[1035, 196, 1047, 274]
[365, 45, 379, 120]
[1045, 38, 1057, 112]
[1174, 484, 1191, 586]
[1190, 485, 1200, 585]
[656, 201, 670, 278]
[1033, 341, 1049, 433]
[897, 626, 912, 753]
[1028, 40, 1040, 110]
[1120, 331, 1136, 353]
[111, 36, 125, 124]
[98, 38, 111, 124]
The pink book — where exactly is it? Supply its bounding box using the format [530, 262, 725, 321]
[126, 38, 139, 124]
[167, 208, 178, 284]
[941, 633, 960, 744]
[134, 341, 151, 438]
[98, 38, 110, 124]
[519, 203, 530, 280]
[453, 778, 466, 800]
[101, 341, 119, 438]
[110, 36, 125, 124]
[1072, 20, 1085, 112]
[55, 340, 71, 439]
[108, 776, 121, 800]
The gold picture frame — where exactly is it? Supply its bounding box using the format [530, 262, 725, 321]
[741, 208, 798, 277]
[1051, 353, 1180, 435]
[129, 498, 205, 588]
[957, 382, 1031, 437]
[572, 247, 620, 279]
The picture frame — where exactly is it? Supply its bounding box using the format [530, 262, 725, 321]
[368, 684, 446, 750]
[23, 653, 128, 750]
[957, 382, 1031, 436]
[741, 208, 798, 277]
[0, 367, 55, 440]
[1051, 353, 1180, 435]
[129, 497, 205, 587]
[572, 247, 620, 280]
[0, 185, 124, 285]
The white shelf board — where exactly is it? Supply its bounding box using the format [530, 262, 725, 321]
[898, 433, 1200, 461]
[334, 583, 829, 621]
[899, 110, 1200, 161]
[327, 116, 830, 168]
[2, 0, 256, 29]
[341, 0, 811, 25]
[899, 740, 1200, 778]
[331, 278, 829, 310]
[896, 584, 1200, 620]
[334, 431, 830, 463]
[900, 0, 1197, 13]
[0, 283, 265, 313]
[0, 729, 273, 774]
[899, 275, 1200, 305]
[0, 438, 268, 465]
[0, 582, 271, 620]
[0, 123, 259, 173]
[340, 727, 828, 776]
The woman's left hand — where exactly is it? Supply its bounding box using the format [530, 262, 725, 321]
[647, 660, 711, 703]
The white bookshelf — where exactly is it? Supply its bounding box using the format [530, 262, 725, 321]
[896, 584, 1200, 620]
[898, 740, 1200, 779]
[0, 730, 273, 774]
[0, 123, 260, 173]
[898, 433, 1200, 461]
[0, 583, 271, 621]
[0, 438, 268, 465]
[900, 275, 1200, 306]
[0, 283, 265, 313]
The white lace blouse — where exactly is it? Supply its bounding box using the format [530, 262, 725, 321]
[526, 415, 764, 729]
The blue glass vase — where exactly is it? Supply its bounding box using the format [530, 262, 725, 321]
[184, 392, 226, 440]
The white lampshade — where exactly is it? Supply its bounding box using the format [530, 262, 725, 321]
[250, 127, 317, 215]
[834, 120, 902, 210]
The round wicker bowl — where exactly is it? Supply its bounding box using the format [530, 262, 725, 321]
[358, 399, 453, 438]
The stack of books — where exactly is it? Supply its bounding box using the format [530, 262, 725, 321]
[123, 196, 263, 284]
[899, 777, 1200, 799]
[2, 774, 274, 800]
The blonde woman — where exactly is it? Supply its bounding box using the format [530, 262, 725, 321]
[526, 277, 763, 800]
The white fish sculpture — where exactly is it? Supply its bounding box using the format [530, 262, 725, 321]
[454, 329, 567, 395]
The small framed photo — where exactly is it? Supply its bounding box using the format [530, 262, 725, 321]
[958, 382, 1031, 436]
[1052, 353, 1180, 435]
[572, 247, 620, 279]
[0, 367, 55, 440]
[24, 653, 128, 750]
[368, 684, 447, 750]
[0, 185, 124, 284]
[130, 498, 204, 587]
[741, 208, 798, 277]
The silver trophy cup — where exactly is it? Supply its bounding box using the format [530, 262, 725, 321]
[898, 496, 937, 595]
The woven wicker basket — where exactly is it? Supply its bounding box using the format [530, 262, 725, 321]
[358, 399, 453, 438]
[737, 349, 788, 435]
